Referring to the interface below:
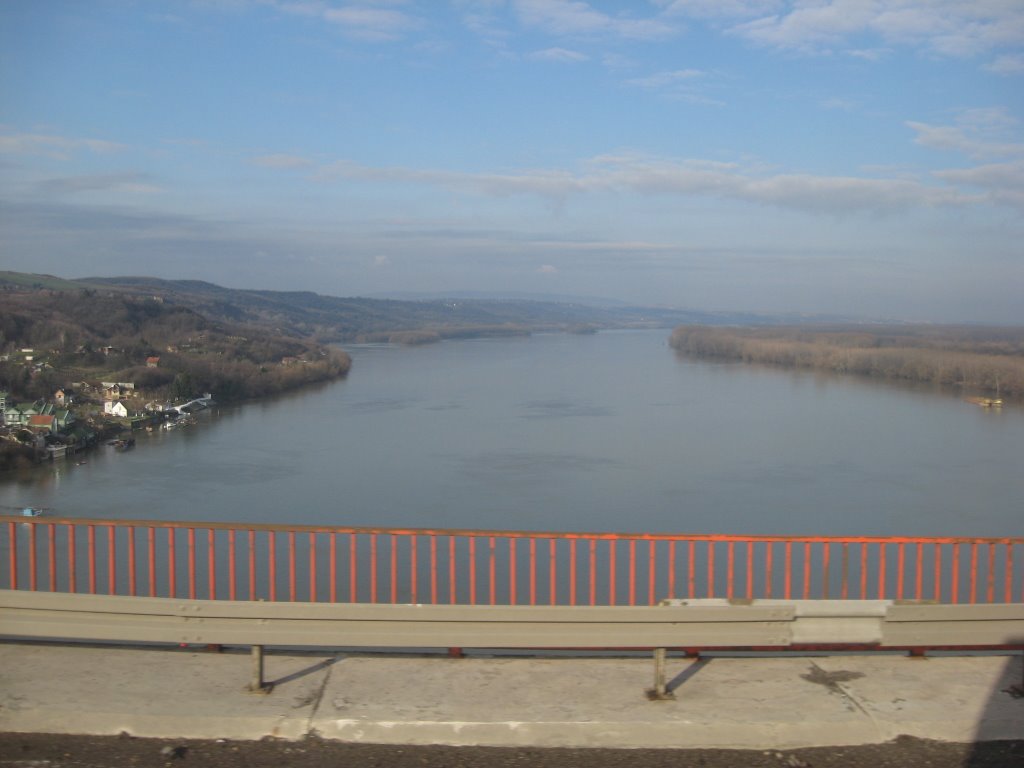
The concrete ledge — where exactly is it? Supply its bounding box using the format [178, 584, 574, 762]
[0, 642, 1021, 750]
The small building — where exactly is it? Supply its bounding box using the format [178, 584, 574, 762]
[28, 414, 55, 434]
[146, 356, 160, 368]
[54, 408, 74, 430]
[3, 404, 26, 427]
[54, 389, 67, 406]
[104, 401, 129, 418]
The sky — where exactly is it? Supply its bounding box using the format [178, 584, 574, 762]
[1, 1, 1023, 323]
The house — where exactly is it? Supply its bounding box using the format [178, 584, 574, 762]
[0, 390, 6, 419]
[54, 389, 67, 406]
[27, 414, 55, 434]
[4, 404, 26, 427]
[146, 356, 160, 368]
[104, 401, 129, 418]
[102, 383, 135, 400]
[54, 408, 74, 431]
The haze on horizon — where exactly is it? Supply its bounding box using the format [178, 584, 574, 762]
[1, 1, 1022, 324]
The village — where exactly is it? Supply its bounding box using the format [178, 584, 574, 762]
[0, 348, 213, 465]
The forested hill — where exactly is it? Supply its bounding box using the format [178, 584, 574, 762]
[2, 272, 855, 344]
[71, 275, 762, 341]
[0, 275, 352, 403]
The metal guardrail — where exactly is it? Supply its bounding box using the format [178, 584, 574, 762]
[4, 591, 1021, 649]
[3, 591, 1022, 695]
[4, 516, 1023, 606]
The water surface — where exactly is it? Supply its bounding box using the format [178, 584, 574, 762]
[2, 330, 1021, 537]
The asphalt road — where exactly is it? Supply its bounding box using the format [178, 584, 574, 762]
[1, 733, 1022, 768]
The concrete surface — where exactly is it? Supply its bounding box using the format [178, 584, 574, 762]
[0, 643, 1021, 749]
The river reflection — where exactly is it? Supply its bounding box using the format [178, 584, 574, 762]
[2, 330, 1021, 537]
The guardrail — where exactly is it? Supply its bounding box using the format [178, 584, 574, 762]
[5, 591, 1021, 649]
[3, 590, 1022, 695]
[4, 516, 1023, 606]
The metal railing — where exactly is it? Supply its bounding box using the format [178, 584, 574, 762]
[3, 516, 1022, 606]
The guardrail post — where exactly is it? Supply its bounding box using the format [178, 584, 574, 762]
[648, 647, 674, 701]
[248, 645, 273, 694]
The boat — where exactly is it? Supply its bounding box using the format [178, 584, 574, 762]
[21, 507, 43, 517]
[112, 437, 136, 451]
[965, 396, 1003, 408]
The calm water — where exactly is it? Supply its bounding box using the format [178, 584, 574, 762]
[2, 329, 1021, 537]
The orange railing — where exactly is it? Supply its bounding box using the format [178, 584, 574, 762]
[3, 516, 1022, 605]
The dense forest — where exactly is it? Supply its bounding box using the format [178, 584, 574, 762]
[0, 287, 351, 403]
[669, 325, 1024, 398]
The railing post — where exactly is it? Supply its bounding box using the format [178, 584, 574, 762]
[248, 644, 273, 694]
[648, 647, 674, 701]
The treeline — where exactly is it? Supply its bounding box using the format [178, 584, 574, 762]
[669, 325, 1024, 398]
[352, 325, 531, 345]
[153, 349, 352, 401]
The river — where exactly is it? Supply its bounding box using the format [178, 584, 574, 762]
[2, 329, 1021, 538]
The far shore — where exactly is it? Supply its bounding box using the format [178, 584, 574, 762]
[669, 324, 1024, 400]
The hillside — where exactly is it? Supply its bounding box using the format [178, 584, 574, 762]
[1, 272, 860, 345]
[0, 283, 351, 404]
[73, 275, 752, 341]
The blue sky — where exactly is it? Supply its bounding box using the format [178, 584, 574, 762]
[1, 1, 1023, 322]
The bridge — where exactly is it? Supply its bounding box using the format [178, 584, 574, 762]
[2, 515, 1022, 700]
[4, 515, 1021, 607]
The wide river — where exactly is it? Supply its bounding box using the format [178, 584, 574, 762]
[2, 329, 1021, 538]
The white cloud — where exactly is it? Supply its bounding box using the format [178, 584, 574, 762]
[36, 172, 162, 195]
[902, 113, 1024, 208]
[527, 46, 589, 62]
[323, 6, 421, 40]
[250, 153, 313, 169]
[623, 69, 720, 104]
[513, 0, 678, 40]
[269, 1, 420, 41]
[846, 47, 888, 60]
[0, 132, 126, 160]
[538, 264, 558, 274]
[665, 1, 1024, 61]
[312, 151, 981, 213]
[820, 97, 858, 111]
[906, 118, 1024, 160]
[601, 52, 636, 70]
[657, 1, 782, 19]
[934, 162, 1024, 209]
[626, 69, 704, 89]
[935, 161, 1024, 190]
[732, 0, 876, 53]
[593, 154, 974, 212]
[314, 159, 589, 199]
[987, 53, 1024, 74]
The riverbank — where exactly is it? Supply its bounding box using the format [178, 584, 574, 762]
[669, 325, 1024, 399]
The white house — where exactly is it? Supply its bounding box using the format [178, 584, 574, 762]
[104, 401, 129, 418]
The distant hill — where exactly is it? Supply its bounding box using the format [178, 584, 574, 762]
[0, 271, 865, 348]
[0, 274, 351, 403]
[51, 274, 840, 341]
